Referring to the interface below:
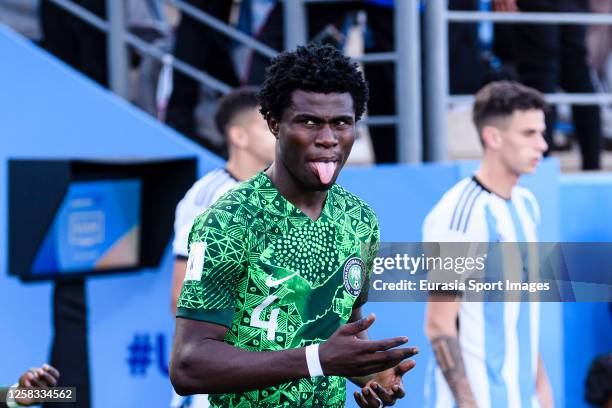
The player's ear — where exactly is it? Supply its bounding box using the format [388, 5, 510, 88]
[481, 125, 502, 151]
[266, 113, 280, 139]
[227, 125, 248, 149]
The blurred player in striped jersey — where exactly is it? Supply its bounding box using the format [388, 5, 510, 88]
[423, 81, 554, 408]
[170, 86, 275, 408]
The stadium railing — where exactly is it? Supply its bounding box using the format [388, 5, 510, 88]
[44, 0, 423, 163]
[37, 0, 612, 164]
[426, 3, 612, 161]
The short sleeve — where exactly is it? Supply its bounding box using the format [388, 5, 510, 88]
[422, 200, 488, 243]
[422, 197, 488, 297]
[172, 223, 192, 259]
[176, 207, 247, 327]
[172, 186, 201, 258]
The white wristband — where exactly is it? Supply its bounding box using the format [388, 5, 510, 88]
[305, 344, 324, 377]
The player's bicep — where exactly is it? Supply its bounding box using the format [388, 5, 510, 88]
[174, 317, 230, 345]
[172, 318, 231, 372]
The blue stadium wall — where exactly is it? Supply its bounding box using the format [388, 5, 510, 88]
[1, 25, 610, 407]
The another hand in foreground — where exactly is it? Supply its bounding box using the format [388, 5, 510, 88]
[14, 364, 60, 406]
[353, 359, 417, 407]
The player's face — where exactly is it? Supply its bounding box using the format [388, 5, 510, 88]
[498, 109, 547, 175]
[244, 109, 276, 165]
[273, 90, 356, 191]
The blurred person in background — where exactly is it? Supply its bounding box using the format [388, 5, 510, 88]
[423, 81, 553, 408]
[494, 0, 603, 170]
[170, 86, 275, 314]
[586, 0, 612, 150]
[169, 86, 275, 408]
[586, 0, 612, 82]
[165, 1, 240, 155]
[39, 0, 107, 87]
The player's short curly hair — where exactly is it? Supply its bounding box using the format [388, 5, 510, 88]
[258, 43, 369, 121]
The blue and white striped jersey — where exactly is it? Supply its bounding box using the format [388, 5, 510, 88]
[422, 176, 542, 408]
[172, 168, 238, 258]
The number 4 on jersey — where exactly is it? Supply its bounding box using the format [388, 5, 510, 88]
[250, 295, 279, 341]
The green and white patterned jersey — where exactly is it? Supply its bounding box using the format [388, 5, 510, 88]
[177, 172, 380, 408]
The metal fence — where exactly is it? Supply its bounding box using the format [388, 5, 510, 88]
[42, 0, 612, 164]
[45, 0, 423, 163]
[426, 4, 612, 161]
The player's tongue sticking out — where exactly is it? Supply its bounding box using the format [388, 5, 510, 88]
[311, 162, 337, 184]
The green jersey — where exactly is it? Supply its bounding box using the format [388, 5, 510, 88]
[177, 172, 380, 408]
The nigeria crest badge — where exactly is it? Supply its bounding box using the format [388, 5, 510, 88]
[343, 257, 365, 296]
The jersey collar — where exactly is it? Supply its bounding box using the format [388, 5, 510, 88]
[258, 172, 334, 222]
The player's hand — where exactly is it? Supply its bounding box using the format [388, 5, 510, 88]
[353, 360, 415, 407]
[318, 314, 418, 378]
[15, 364, 60, 406]
[493, 0, 519, 12]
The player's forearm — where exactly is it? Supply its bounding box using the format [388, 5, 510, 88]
[170, 338, 309, 395]
[430, 335, 478, 408]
